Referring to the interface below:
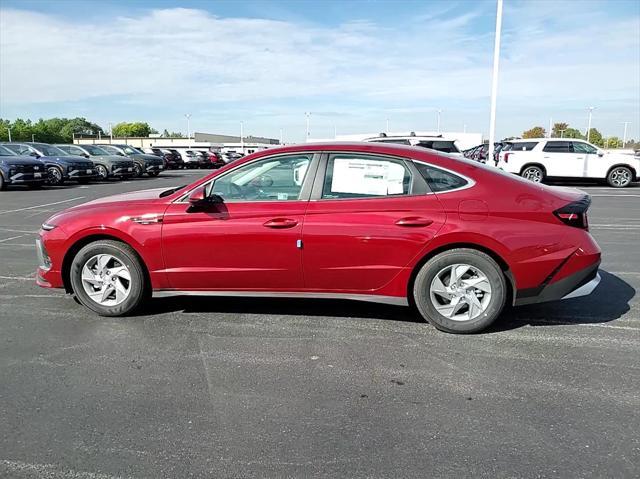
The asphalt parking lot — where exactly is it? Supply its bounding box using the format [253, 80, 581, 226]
[0, 171, 638, 478]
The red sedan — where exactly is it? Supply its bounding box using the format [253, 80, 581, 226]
[36, 142, 601, 333]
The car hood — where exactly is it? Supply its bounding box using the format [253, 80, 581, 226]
[92, 155, 133, 163]
[134, 154, 164, 162]
[0, 156, 44, 165]
[77, 187, 169, 208]
[41, 155, 92, 164]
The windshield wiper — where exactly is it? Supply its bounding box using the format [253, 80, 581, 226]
[159, 185, 186, 198]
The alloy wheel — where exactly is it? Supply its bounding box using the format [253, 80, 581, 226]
[429, 263, 492, 321]
[47, 167, 63, 185]
[96, 165, 108, 180]
[609, 167, 631, 187]
[522, 167, 543, 182]
[81, 254, 132, 306]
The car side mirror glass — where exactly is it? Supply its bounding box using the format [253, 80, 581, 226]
[597, 150, 604, 156]
[188, 187, 224, 210]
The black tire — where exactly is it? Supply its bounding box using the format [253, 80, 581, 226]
[133, 163, 144, 177]
[69, 240, 148, 316]
[47, 166, 65, 186]
[95, 164, 109, 180]
[607, 166, 633, 188]
[412, 248, 507, 334]
[148, 170, 160, 177]
[0, 172, 5, 190]
[521, 165, 544, 183]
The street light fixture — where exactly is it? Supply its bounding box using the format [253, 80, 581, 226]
[586, 107, 595, 142]
[184, 114, 192, 147]
[305, 112, 311, 141]
[622, 121, 630, 147]
[487, 0, 504, 164]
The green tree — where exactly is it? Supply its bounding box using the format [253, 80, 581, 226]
[112, 122, 153, 137]
[522, 126, 546, 138]
[586, 128, 603, 146]
[551, 122, 569, 138]
[563, 128, 584, 139]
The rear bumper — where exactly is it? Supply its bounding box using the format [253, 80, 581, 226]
[515, 260, 601, 306]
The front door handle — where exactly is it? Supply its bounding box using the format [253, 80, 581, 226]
[263, 218, 298, 229]
[395, 217, 434, 227]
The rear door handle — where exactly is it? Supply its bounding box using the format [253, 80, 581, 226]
[395, 217, 434, 227]
[263, 218, 299, 229]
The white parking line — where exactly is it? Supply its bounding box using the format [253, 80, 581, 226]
[0, 197, 85, 215]
[0, 235, 25, 243]
[591, 194, 640, 197]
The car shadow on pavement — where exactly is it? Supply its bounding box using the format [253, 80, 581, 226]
[493, 270, 635, 332]
[138, 270, 634, 331]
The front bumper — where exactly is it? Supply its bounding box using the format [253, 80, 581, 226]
[112, 166, 136, 177]
[145, 163, 164, 173]
[7, 171, 46, 184]
[67, 167, 98, 180]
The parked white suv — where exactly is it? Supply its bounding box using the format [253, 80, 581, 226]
[496, 138, 639, 187]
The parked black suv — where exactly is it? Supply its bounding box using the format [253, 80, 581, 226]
[97, 144, 164, 177]
[0, 145, 47, 190]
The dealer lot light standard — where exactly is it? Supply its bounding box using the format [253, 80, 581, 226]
[487, 0, 503, 163]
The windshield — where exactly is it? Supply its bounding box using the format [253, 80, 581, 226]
[123, 146, 140, 155]
[0, 145, 16, 156]
[39, 145, 68, 156]
[83, 145, 110, 156]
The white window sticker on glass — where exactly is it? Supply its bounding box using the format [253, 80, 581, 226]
[331, 158, 405, 196]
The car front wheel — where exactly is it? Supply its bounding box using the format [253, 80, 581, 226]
[607, 166, 633, 188]
[69, 240, 148, 316]
[134, 163, 143, 177]
[412, 248, 507, 333]
[95, 164, 109, 180]
[47, 166, 64, 186]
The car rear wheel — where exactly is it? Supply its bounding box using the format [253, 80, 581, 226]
[95, 164, 109, 180]
[70, 240, 147, 316]
[47, 166, 64, 186]
[412, 248, 507, 333]
[521, 165, 544, 183]
[607, 166, 632, 188]
[133, 163, 143, 177]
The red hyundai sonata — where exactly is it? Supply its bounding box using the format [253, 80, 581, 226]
[36, 142, 601, 333]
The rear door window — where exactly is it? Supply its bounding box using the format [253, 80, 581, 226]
[322, 154, 412, 199]
[507, 142, 538, 151]
[571, 142, 598, 154]
[542, 141, 571, 153]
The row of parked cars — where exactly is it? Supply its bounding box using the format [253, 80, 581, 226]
[0, 142, 245, 190]
[464, 138, 640, 188]
[140, 147, 245, 170]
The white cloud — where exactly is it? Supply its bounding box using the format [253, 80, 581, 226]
[0, 4, 638, 138]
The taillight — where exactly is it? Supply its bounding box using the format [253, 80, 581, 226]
[503, 152, 511, 163]
[554, 196, 591, 230]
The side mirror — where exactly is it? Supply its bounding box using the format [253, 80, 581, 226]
[597, 150, 604, 157]
[188, 186, 224, 210]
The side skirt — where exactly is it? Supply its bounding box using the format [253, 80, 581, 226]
[153, 290, 409, 306]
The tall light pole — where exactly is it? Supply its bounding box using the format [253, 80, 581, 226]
[305, 112, 311, 141]
[436, 109, 442, 134]
[108, 122, 113, 143]
[386, 118, 389, 134]
[548, 117, 552, 138]
[558, 129, 566, 138]
[487, 0, 503, 163]
[184, 114, 192, 147]
[32, 134, 35, 142]
[279, 128, 283, 145]
[240, 121, 244, 153]
[586, 107, 595, 142]
[622, 121, 630, 147]
[7, 127, 11, 142]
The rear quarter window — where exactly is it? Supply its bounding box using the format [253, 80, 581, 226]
[506, 142, 538, 151]
[414, 162, 468, 192]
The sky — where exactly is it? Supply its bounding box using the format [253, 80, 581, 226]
[0, 0, 639, 142]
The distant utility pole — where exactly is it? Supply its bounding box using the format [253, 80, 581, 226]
[279, 128, 283, 145]
[240, 121, 244, 153]
[305, 112, 311, 141]
[548, 117, 552, 138]
[622, 121, 630, 147]
[7, 127, 11, 142]
[108, 122, 113, 143]
[386, 118, 389, 134]
[586, 106, 595, 142]
[32, 134, 35, 142]
[184, 114, 192, 147]
[436, 109, 442, 134]
[487, 0, 503, 164]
